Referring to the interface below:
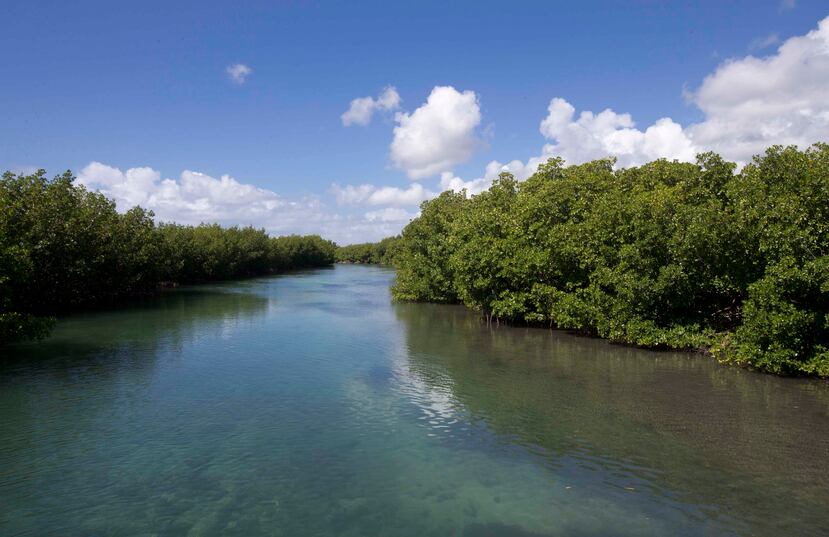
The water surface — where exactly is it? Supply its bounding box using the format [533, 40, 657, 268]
[2, 265, 828, 536]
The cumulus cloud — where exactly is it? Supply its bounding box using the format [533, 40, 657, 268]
[687, 15, 829, 163]
[470, 99, 696, 184]
[364, 207, 418, 223]
[438, 170, 497, 196]
[341, 86, 401, 126]
[330, 183, 374, 205]
[77, 162, 400, 245]
[73, 16, 829, 244]
[226, 63, 253, 85]
[390, 86, 482, 179]
[330, 182, 436, 206]
[78, 162, 288, 225]
[537, 98, 696, 169]
[450, 15, 829, 187]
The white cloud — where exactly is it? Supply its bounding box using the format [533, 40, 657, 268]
[536, 97, 697, 169]
[79, 162, 290, 225]
[330, 182, 436, 206]
[687, 15, 829, 163]
[364, 207, 418, 223]
[449, 15, 829, 187]
[437, 158, 540, 196]
[749, 33, 780, 51]
[367, 184, 435, 206]
[226, 63, 253, 85]
[9, 165, 40, 176]
[71, 16, 829, 244]
[341, 86, 401, 126]
[438, 170, 496, 196]
[330, 183, 375, 205]
[473, 98, 695, 182]
[390, 86, 482, 179]
[77, 162, 404, 245]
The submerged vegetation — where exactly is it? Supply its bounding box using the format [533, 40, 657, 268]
[387, 145, 828, 377]
[0, 169, 336, 344]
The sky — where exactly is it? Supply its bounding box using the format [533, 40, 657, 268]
[1, 0, 828, 243]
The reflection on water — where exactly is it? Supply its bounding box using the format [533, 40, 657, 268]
[393, 302, 829, 536]
[2, 286, 271, 370]
[1, 265, 827, 537]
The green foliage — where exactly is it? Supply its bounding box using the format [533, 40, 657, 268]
[336, 236, 401, 265]
[270, 234, 337, 271]
[449, 172, 521, 317]
[0, 170, 336, 345]
[717, 256, 829, 376]
[155, 226, 336, 282]
[158, 224, 270, 282]
[391, 191, 467, 303]
[391, 144, 829, 376]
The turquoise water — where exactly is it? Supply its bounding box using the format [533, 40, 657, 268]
[1, 265, 828, 536]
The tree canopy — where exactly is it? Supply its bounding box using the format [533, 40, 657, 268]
[389, 145, 829, 377]
[335, 236, 401, 265]
[0, 170, 336, 345]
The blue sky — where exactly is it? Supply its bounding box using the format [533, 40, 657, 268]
[2, 1, 828, 242]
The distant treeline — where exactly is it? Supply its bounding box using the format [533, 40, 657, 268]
[381, 144, 827, 377]
[0, 170, 336, 344]
[335, 236, 401, 265]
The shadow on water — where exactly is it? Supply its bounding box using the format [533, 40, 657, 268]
[393, 301, 829, 537]
[1, 287, 271, 375]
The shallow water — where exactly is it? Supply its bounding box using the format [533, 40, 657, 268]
[1, 265, 828, 536]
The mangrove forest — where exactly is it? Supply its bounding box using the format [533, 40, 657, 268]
[363, 144, 828, 377]
[0, 169, 336, 345]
